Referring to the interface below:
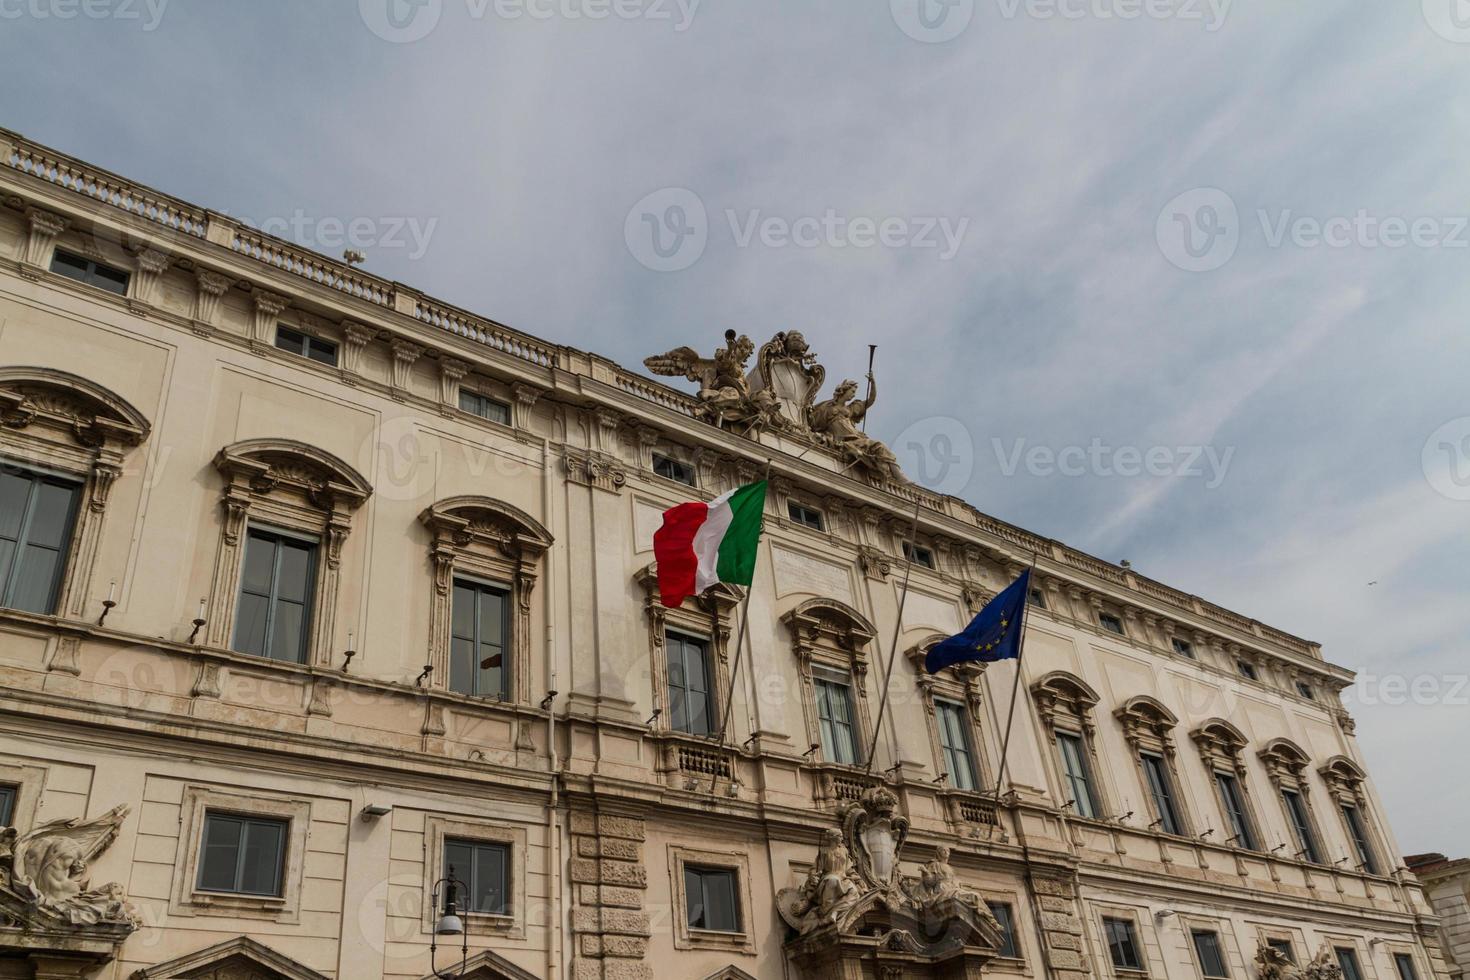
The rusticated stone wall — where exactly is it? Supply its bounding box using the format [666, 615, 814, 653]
[570, 807, 651, 980]
[1029, 871, 1092, 980]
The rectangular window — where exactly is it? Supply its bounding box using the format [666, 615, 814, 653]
[684, 865, 740, 933]
[1295, 681, 1315, 700]
[444, 838, 509, 915]
[988, 901, 1019, 958]
[459, 389, 511, 425]
[1341, 805, 1379, 874]
[1267, 940, 1295, 964]
[652, 452, 696, 487]
[935, 699, 978, 791]
[197, 813, 287, 896]
[666, 632, 714, 736]
[1140, 752, 1183, 835]
[233, 528, 317, 663]
[274, 326, 339, 366]
[1336, 949, 1363, 980]
[0, 467, 81, 615]
[1029, 588, 1046, 609]
[1104, 916, 1145, 971]
[1215, 771, 1257, 850]
[1171, 637, 1195, 658]
[0, 784, 14, 826]
[450, 579, 510, 699]
[1192, 930, 1229, 979]
[1056, 731, 1099, 818]
[1282, 789, 1321, 863]
[788, 501, 824, 531]
[903, 542, 936, 569]
[1236, 660, 1259, 681]
[1099, 613, 1126, 635]
[815, 676, 859, 765]
[49, 248, 130, 296]
[1394, 954, 1420, 980]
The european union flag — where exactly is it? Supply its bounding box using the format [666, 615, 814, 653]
[925, 570, 1031, 674]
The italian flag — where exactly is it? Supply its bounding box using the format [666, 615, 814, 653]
[653, 481, 767, 608]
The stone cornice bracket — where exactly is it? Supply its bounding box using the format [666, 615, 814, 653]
[128, 245, 173, 310]
[22, 206, 68, 275]
[563, 446, 626, 494]
[437, 355, 470, 409]
[249, 289, 291, 346]
[191, 268, 232, 334]
[341, 321, 378, 379]
[511, 381, 546, 410]
[858, 544, 891, 582]
[389, 338, 424, 398]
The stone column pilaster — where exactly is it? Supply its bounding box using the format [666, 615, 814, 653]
[569, 808, 650, 980]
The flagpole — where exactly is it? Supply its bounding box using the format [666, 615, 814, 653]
[990, 551, 1041, 806]
[863, 494, 924, 774]
[708, 463, 772, 793]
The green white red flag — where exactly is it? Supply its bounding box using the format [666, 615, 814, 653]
[653, 481, 767, 608]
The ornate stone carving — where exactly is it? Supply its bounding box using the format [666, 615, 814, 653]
[842, 786, 909, 892]
[644, 330, 781, 432]
[809, 376, 906, 484]
[778, 828, 861, 933]
[749, 329, 824, 431]
[0, 805, 138, 927]
[192, 268, 232, 331]
[389, 338, 423, 395]
[127, 246, 173, 308]
[1256, 942, 1304, 980]
[24, 206, 67, 269]
[250, 289, 290, 345]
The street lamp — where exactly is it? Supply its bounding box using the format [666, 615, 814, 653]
[429, 867, 469, 979]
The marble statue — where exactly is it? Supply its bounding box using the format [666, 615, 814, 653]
[1, 804, 139, 926]
[644, 330, 781, 431]
[809, 376, 906, 484]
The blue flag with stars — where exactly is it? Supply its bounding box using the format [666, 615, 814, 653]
[925, 569, 1031, 674]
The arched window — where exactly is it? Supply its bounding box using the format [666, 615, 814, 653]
[209, 439, 371, 665]
[1258, 738, 1326, 865]
[419, 496, 551, 705]
[906, 634, 996, 831]
[0, 367, 150, 624]
[1191, 719, 1262, 851]
[636, 562, 741, 741]
[781, 598, 877, 770]
[1115, 696, 1191, 836]
[1031, 672, 1108, 819]
[1318, 756, 1385, 875]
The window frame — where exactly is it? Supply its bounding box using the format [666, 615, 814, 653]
[1098, 612, 1126, 636]
[987, 900, 1021, 959]
[273, 325, 339, 366]
[651, 452, 697, 487]
[1294, 680, 1316, 701]
[1057, 730, 1101, 818]
[49, 247, 130, 296]
[458, 389, 512, 425]
[1140, 751, 1184, 836]
[0, 784, 15, 827]
[665, 629, 716, 736]
[1236, 660, 1259, 681]
[1394, 953, 1420, 980]
[1214, 770, 1258, 850]
[787, 500, 825, 531]
[0, 464, 83, 615]
[424, 816, 528, 939]
[1281, 787, 1323, 864]
[232, 524, 320, 664]
[668, 844, 755, 953]
[902, 541, 936, 569]
[196, 811, 289, 897]
[815, 672, 861, 766]
[683, 863, 742, 934]
[1103, 915, 1146, 973]
[1191, 929, 1230, 979]
[443, 836, 511, 917]
[1171, 637, 1195, 658]
[449, 575, 512, 700]
[170, 786, 310, 924]
[1335, 947, 1364, 980]
[934, 697, 980, 791]
[1340, 803, 1379, 874]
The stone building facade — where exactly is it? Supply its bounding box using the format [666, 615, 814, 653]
[0, 129, 1451, 980]
[1406, 856, 1469, 980]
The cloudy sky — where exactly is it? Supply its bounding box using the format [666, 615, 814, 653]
[2, 0, 1465, 853]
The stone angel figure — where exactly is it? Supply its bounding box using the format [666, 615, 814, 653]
[7, 804, 139, 926]
[808, 374, 906, 484]
[644, 330, 780, 431]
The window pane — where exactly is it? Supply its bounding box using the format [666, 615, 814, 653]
[275, 328, 305, 355]
[239, 820, 285, 895]
[306, 338, 338, 366]
[451, 584, 476, 640]
[270, 599, 306, 663]
[704, 869, 738, 931]
[987, 902, 1018, 958]
[444, 840, 474, 893]
[1268, 940, 1295, 964]
[240, 534, 276, 596]
[1193, 931, 1228, 978]
[275, 541, 313, 603]
[0, 471, 29, 540]
[937, 701, 977, 790]
[91, 262, 130, 295]
[477, 589, 507, 698]
[1106, 918, 1143, 970]
[234, 592, 270, 657]
[1336, 949, 1362, 980]
[1216, 773, 1256, 850]
[12, 543, 63, 613]
[450, 637, 475, 695]
[198, 815, 243, 891]
[0, 785, 14, 827]
[50, 249, 91, 279]
[1058, 733, 1096, 817]
[25, 481, 75, 549]
[469, 843, 507, 914]
[1342, 806, 1378, 873]
[1395, 955, 1419, 980]
[1283, 790, 1320, 863]
[1142, 753, 1181, 835]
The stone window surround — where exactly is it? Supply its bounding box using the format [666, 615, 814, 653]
[667, 843, 756, 954]
[1114, 695, 1194, 838]
[905, 634, 992, 802]
[780, 597, 878, 768]
[206, 439, 371, 666]
[1179, 915, 1242, 980]
[1191, 719, 1265, 851]
[636, 563, 740, 739]
[419, 496, 552, 707]
[979, 891, 1031, 971]
[1258, 738, 1328, 864]
[1091, 902, 1152, 977]
[1031, 671, 1113, 819]
[424, 814, 528, 940]
[0, 367, 151, 627]
[452, 372, 517, 427]
[1317, 756, 1388, 876]
[0, 758, 47, 831]
[169, 785, 311, 924]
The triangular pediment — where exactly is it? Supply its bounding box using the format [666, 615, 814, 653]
[132, 936, 330, 980]
[420, 949, 540, 980]
[700, 967, 760, 980]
